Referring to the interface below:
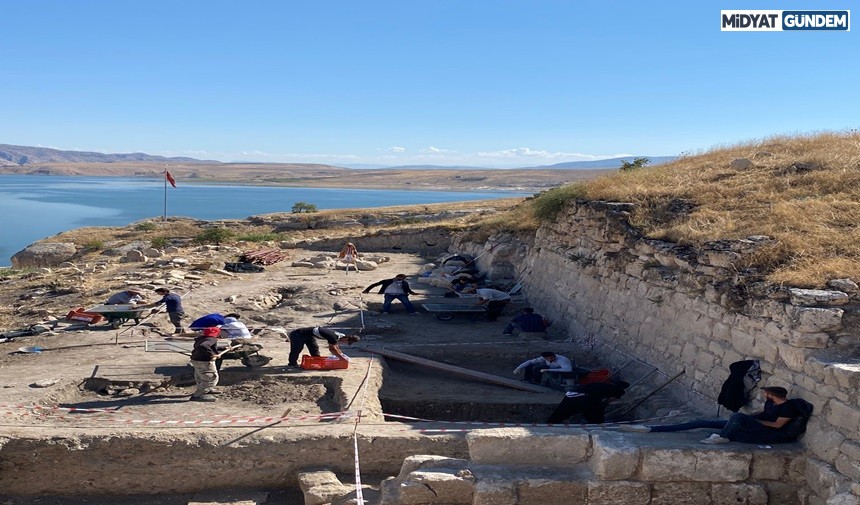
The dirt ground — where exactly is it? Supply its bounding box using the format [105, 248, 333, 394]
[0, 249, 570, 432]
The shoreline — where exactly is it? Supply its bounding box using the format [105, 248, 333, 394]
[0, 172, 542, 193]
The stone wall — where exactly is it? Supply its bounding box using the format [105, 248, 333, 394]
[456, 201, 859, 504]
[380, 428, 807, 505]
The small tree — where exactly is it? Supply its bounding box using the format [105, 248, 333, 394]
[292, 201, 318, 213]
[620, 157, 650, 172]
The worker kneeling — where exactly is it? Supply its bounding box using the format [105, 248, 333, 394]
[288, 326, 360, 368]
[546, 381, 630, 424]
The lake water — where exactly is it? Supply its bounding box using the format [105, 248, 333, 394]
[0, 175, 527, 266]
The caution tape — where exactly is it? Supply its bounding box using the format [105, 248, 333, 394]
[383, 411, 687, 430]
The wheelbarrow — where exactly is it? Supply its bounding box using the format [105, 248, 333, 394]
[421, 303, 487, 322]
[86, 304, 149, 329]
[218, 341, 272, 368]
[144, 339, 272, 368]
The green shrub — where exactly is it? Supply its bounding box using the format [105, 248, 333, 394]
[150, 236, 169, 248]
[194, 227, 236, 245]
[531, 184, 586, 221]
[82, 240, 105, 252]
[619, 157, 650, 172]
[134, 222, 157, 231]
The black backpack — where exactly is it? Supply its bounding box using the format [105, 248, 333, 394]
[780, 398, 814, 438]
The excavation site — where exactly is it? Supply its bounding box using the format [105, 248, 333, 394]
[1, 193, 858, 505]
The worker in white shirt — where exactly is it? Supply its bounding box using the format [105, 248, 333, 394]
[475, 288, 511, 321]
[513, 352, 574, 384]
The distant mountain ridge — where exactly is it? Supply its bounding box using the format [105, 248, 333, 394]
[0, 143, 674, 169]
[0, 144, 216, 166]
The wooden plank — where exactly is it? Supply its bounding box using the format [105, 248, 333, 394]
[356, 345, 552, 393]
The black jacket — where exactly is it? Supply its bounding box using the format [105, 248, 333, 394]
[363, 278, 416, 295]
[718, 360, 760, 412]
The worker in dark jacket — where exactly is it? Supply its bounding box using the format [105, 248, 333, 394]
[546, 381, 629, 424]
[362, 274, 418, 314]
[287, 326, 360, 367]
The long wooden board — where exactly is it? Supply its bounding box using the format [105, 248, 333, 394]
[356, 345, 552, 393]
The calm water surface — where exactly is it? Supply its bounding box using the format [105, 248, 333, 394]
[0, 175, 527, 266]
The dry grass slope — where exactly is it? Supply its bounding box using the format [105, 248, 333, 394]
[580, 131, 860, 287]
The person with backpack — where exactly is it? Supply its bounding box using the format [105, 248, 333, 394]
[622, 386, 813, 445]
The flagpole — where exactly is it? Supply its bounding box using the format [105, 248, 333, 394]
[163, 165, 168, 221]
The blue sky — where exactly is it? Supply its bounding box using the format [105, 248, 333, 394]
[1, 1, 857, 167]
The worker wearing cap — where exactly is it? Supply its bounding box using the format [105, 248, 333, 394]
[189, 327, 222, 402]
[287, 326, 360, 368]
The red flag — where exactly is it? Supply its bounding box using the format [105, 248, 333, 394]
[165, 170, 177, 188]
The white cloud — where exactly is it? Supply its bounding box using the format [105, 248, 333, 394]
[420, 146, 454, 154]
[388, 146, 407, 153]
[474, 147, 629, 160]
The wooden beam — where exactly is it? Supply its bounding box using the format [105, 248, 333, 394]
[356, 345, 552, 393]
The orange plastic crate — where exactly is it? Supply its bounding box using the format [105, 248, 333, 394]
[301, 355, 349, 370]
[579, 369, 611, 385]
[65, 308, 104, 324]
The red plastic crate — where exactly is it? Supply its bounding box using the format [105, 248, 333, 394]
[65, 308, 104, 324]
[301, 355, 349, 370]
[579, 369, 611, 385]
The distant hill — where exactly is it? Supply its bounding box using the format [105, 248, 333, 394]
[0, 144, 216, 166]
[534, 156, 677, 169]
[342, 157, 677, 170]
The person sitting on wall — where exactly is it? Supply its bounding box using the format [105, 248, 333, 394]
[503, 307, 549, 335]
[546, 381, 630, 424]
[513, 351, 574, 384]
[622, 386, 814, 445]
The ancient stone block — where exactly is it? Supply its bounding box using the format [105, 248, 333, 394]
[732, 329, 756, 357]
[398, 470, 473, 505]
[751, 453, 791, 480]
[396, 456, 469, 480]
[651, 482, 712, 505]
[788, 288, 849, 306]
[517, 477, 588, 505]
[830, 363, 860, 390]
[11, 242, 78, 268]
[304, 483, 353, 505]
[639, 448, 750, 482]
[467, 428, 590, 467]
[777, 343, 810, 372]
[834, 453, 860, 483]
[805, 459, 851, 499]
[803, 419, 846, 462]
[763, 481, 803, 505]
[826, 400, 860, 433]
[589, 432, 640, 480]
[587, 481, 650, 505]
[827, 278, 859, 293]
[826, 493, 860, 505]
[786, 306, 844, 333]
[711, 483, 768, 505]
[472, 476, 517, 505]
[787, 331, 831, 349]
